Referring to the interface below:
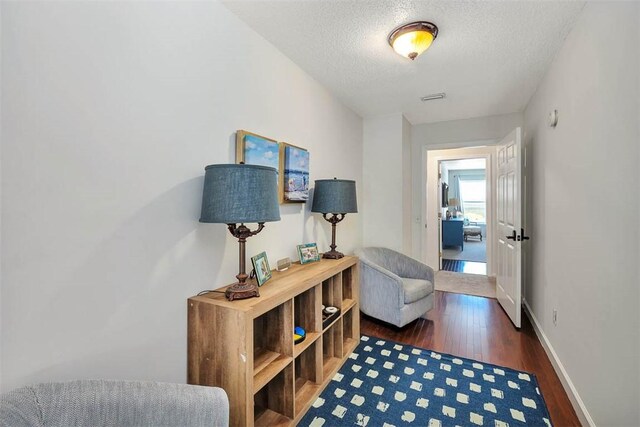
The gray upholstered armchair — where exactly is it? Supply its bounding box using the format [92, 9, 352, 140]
[0, 380, 229, 427]
[355, 247, 435, 327]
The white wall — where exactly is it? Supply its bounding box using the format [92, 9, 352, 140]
[411, 113, 523, 259]
[412, 112, 524, 149]
[362, 113, 407, 251]
[361, 113, 412, 253]
[0, 1, 362, 392]
[523, 2, 639, 425]
[401, 116, 412, 254]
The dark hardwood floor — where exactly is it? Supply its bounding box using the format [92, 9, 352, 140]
[360, 291, 581, 426]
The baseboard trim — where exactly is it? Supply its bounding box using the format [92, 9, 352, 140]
[522, 300, 595, 427]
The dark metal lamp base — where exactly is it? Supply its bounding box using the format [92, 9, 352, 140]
[320, 213, 347, 260]
[225, 282, 260, 301]
[322, 250, 344, 259]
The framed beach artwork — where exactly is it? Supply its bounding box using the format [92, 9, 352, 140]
[236, 130, 283, 201]
[280, 143, 310, 203]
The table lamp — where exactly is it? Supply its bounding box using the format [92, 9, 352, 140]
[311, 178, 358, 259]
[200, 164, 280, 301]
[448, 198, 460, 217]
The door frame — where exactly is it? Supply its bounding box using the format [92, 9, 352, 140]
[422, 142, 497, 276]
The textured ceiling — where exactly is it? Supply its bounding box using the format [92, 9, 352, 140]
[223, 1, 584, 124]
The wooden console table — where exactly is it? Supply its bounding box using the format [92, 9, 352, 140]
[188, 256, 360, 427]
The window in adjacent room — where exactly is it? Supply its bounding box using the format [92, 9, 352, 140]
[459, 179, 486, 223]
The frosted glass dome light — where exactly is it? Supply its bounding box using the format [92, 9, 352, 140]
[388, 21, 439, 60]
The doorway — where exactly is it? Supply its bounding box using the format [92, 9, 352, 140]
[440, 158, 487, 275]
[422, 145, 497, 299]
[422, 145, 495, 277]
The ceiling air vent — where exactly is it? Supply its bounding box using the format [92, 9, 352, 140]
[421, 93, 446, 101]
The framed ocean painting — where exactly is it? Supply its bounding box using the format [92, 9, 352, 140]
[280, 143, 310, 203]
[236, 130, 282, 201]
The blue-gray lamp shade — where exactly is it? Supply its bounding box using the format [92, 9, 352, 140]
[311, 179, 358, 214]
[200, 164, 281, 224]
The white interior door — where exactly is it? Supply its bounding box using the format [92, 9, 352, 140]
[496, 128, 523, 328]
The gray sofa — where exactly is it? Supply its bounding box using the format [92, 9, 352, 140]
[355, 247, 435, 327]
[0, 379, 228, 427]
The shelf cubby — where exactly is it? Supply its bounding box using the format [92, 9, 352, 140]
[294, 340, 322, 417]
[294, 285, 321, 358]
[322, 273, 342, 311]
[253, 300, 294, 393]
[254, 362, 294, 427]
[341, 265, 357, 311]
[322, 320, 344, 380]
[342, 306, 359, 356]
[293, 331, 321, 359]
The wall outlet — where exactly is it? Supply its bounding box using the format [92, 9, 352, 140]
[552, 309, 558, 326]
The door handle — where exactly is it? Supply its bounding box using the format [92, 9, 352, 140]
[506, 230, 516, 240]
[520, 228, 530, 241]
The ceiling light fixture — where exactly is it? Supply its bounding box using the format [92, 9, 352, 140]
[388, 21, 439, 60]
[421, 93, 446, 101]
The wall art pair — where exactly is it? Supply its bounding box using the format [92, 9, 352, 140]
[236, 130, 309, 204]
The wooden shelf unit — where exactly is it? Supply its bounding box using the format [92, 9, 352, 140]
[188, 256, 359, 427]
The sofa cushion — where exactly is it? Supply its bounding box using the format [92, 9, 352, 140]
[0, 387, 44, 427]
[1, 380, 229, 427]
[402, 278, 434, 304]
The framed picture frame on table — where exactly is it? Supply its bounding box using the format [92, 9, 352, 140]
[297, 243, 320, 265]
[251, 251, 272, 286]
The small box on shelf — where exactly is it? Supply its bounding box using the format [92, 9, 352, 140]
[321, 307, 341, 330]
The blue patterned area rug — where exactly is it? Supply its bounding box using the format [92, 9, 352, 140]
[300, 335, 552, 427]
